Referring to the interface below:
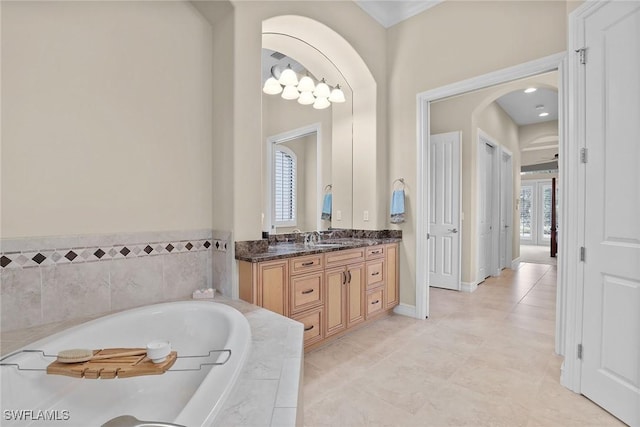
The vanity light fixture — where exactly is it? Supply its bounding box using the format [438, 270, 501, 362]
[298, 91, 316, 105]
[263, 64, 346, 110]
[263, 77, 283, 95]
[524, 87, 537, 93]
[278, 64, 299, 86]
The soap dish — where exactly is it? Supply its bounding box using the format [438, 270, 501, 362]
[192, 288, 215, 300]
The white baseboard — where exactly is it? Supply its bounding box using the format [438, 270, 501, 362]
[461, 281, 479, 293]
[393, 303, 417, 318]
[511, 257, 521, 269]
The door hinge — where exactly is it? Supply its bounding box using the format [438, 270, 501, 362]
[580, 148, 588, 163]
[427, 233, 431, 240]
[576, 47, 587, 65]
[580, 246, 586, 262]
[577, 344, 583, 360]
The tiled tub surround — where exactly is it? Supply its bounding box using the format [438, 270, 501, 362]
[235, 229, 402, 262]
[1, 297, 304, 427]
[0, 229, 231, 332]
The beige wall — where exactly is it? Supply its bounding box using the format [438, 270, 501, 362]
[1, 1, 214, 238]
[388, 1, 567, 305]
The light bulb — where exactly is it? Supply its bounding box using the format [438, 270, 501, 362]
[297, 75, 316, 93]
[314, 79, 331, 98]
[298, 91, 315, 105]
[263, 77, 282, 95]
[328, 85, 346, 103]
[278, 64, 298, 86]
[282, 85, 299, 100]
[313, 97, 330, 110]
[524, 87, 537, 93]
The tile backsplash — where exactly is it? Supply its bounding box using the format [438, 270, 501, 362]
[0, 229, 231, 332]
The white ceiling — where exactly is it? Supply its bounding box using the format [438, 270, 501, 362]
[355, 0, 443, 28]
[496, 88, 558, 126]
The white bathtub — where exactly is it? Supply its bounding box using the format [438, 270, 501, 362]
[0, 301, 251, 426]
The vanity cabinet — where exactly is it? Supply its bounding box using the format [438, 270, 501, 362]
[238, 242, 399, 350]
[239, 259, 289, 317]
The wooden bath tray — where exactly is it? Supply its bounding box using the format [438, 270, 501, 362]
[46, 348, 177, 379]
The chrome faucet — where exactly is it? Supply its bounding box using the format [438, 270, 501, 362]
[304, 231, 320, 246]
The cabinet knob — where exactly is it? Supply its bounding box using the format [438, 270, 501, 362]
[371, 300, 380, 305]
[304, 325, 314, 332]
[371, 271, 380, 276]
[301, 289, 314, 295]
[301, 261, 314, 266]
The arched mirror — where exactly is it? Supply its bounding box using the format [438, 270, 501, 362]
[261, 44, 353, 234]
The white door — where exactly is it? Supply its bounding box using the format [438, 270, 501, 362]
[478, 139, 495, 280]
[581, 2, 640, 425]
[428, 132, 461, 290]
[499, 149, 513, 270]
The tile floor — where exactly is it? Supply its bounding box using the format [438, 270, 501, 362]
[303, 263, 625, 426]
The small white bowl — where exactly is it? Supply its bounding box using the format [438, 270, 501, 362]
[146, 340, 171, 364]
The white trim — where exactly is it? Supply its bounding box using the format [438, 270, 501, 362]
[415, 52, 567, 324]
[499, 146, 514, 270]
[415, 95, 430, 320]
[393, 303, 417, 318]
[511, 256, 521, 270]
[461, 281, 480, 293]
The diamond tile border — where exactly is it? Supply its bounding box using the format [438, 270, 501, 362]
[0, 237, 227, 270]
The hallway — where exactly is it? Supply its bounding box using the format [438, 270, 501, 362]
[303, 263, 624, 426]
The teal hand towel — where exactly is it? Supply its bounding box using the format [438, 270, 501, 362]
[390, 189, 405, 223]
[321, 193, 332, 220]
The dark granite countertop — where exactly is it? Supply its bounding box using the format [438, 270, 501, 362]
[235, 230, 402, 263]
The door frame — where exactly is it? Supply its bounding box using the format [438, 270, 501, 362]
[499, 146, 514, 270]
[476, 129, 501, 280]
[415, 52, 567, 324]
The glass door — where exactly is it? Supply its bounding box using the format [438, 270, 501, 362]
[520, 179, 553, 246]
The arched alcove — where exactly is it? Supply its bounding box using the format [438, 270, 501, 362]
[262, 15, 380, 231]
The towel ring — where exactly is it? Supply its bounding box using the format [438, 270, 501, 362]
[393, 178, 405, 190]
[324, 184, 332, 193]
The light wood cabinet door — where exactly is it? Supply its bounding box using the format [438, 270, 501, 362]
[385, 243, 399, 309]
[346, 263, 365, 328]
[258, 260, 288, 317]
[324, 267, 347, 337]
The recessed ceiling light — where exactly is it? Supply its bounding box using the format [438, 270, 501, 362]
[524, 87, 537, 93]
[535, 104, 544, 110]
[539, 112, 549, 117]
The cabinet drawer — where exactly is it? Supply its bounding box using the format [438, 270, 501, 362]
[290, 254, 324, 274]
[290, 272, 323, 314]
[366, 260, 384, 288]
[366, 245, 385, 259]
[325, 248, 365, 267]
[293, 307, 324, 348]
[366, 288, 384, 318]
